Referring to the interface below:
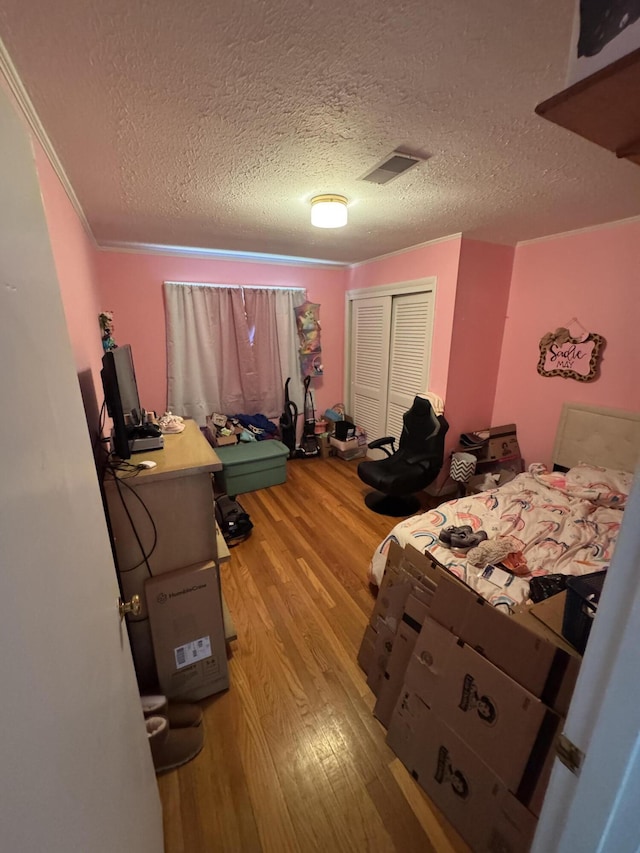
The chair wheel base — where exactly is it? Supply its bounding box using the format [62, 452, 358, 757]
[364, 491, 421, 517]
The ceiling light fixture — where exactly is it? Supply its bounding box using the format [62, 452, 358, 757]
[310, 194, 348, 228]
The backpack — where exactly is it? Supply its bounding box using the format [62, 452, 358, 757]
[215, 494, 253, 546]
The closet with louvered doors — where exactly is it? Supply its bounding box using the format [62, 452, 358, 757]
[347, 280, 435, 459]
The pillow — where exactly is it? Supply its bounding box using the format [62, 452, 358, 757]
[566, 463, 633, 508]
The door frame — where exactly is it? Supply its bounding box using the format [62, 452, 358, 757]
[0, 82, 163, 852]
[532, 471, 640, 851]
[344, 277, 437, 418]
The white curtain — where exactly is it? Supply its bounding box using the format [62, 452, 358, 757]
[275, 288, 305, 416]
[164, 282, 306, 424]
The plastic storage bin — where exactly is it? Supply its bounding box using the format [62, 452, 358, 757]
[215, 440, 289, 495]
[562, 570, 607, 654]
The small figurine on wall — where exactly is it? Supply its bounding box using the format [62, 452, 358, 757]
[294, 301, 323, 377]
[99, 311, 117, 351]
[537, 318, 604, 382]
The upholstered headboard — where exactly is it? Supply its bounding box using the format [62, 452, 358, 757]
[553, 403, 640, 472]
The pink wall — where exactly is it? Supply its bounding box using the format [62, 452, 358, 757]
[493, 221, 640, 467]
[94, 251, 349, 417]
[347, 237, 463, 400]
[33, 145, 105, 440]
[30, 110, 638, 477]
[445, 239, 514, 436]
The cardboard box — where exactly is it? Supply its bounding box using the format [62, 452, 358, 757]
[485, 424, 521, 461]
[370, 542, 579, 712]
[366, 618, 396, 696]
[424, 559, 580, 715]
[204, 416, 238, 447]
[368, 540, 454, 632]
[356, 623, 377, 676]
[511, 594, 582, 716]
[145, 561, 229, 701]
[524, 591, 568, 641]
[214, 433, 238, 447]
[368, 542, 414, 630]
[329, 435, 366, 460]
[373, 592, 429, 727]
[387, 691, 537, 852]
[403, 615, 561, 792]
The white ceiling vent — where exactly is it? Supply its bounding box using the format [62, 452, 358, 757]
[360, 151, 425, 185]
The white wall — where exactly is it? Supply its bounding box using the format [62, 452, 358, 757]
[0, 81, 163, 853]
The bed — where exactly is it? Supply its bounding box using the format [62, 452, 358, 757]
[368, 403, 640, 612]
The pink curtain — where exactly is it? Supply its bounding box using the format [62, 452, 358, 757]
[165, 282, 305, 422]
[243, 288, 283, 415]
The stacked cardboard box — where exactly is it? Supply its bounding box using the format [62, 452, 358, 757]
[358, 543, 581, 851]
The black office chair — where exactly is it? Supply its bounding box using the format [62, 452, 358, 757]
[357, 396, 449, 516]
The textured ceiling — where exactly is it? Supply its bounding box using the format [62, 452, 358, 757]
[2, 0, 640, 264]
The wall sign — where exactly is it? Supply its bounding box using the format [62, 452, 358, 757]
[537, 322, 604, 382]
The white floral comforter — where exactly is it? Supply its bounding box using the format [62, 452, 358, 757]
[368, 463, 631, 612]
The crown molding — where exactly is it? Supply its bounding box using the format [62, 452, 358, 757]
[348, 232, 463, 268]
[0, 37, 96, 245]
[98, 240, 349, 268]
[516, 212, 640, 247]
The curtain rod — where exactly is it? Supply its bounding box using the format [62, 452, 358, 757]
[165, 280, 306, 294]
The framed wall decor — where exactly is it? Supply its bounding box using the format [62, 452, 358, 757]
[537, 320, 605, 382]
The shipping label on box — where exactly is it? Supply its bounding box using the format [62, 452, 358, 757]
[145, 561, 229, 702]
[404, 615, 560, 792]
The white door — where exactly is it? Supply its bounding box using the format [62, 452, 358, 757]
[350, 296, 391, 444]
[350, 289, 434, 449]
[0, 88, 163, 851]
[532, 471, 640, 852]
[385, 291, 434, 441]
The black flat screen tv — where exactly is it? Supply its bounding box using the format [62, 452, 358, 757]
[101, 344, 142, 459]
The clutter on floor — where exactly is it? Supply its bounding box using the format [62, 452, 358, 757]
[204, 411, 278, 446]
[215, 494, 254, 546]
[278, 377, 298, 457]
[142, 694, 204, 774]
[358, 541, 582, 852]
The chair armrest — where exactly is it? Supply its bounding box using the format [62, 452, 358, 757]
[368, 436, 396, 457]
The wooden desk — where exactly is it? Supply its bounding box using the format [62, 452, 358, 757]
[104, 420, 225, 688]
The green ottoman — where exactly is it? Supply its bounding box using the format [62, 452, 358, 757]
[215, 440, 289, 495]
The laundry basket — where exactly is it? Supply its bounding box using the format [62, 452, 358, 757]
[562, 570, 607, 654]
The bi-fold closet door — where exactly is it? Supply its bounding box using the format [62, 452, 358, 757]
[349, 286, 434, 452]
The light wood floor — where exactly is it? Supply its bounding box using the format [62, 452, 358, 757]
[158, 457, 469, 852]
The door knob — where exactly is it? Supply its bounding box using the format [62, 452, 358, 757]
[118, 594, 142, 620]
